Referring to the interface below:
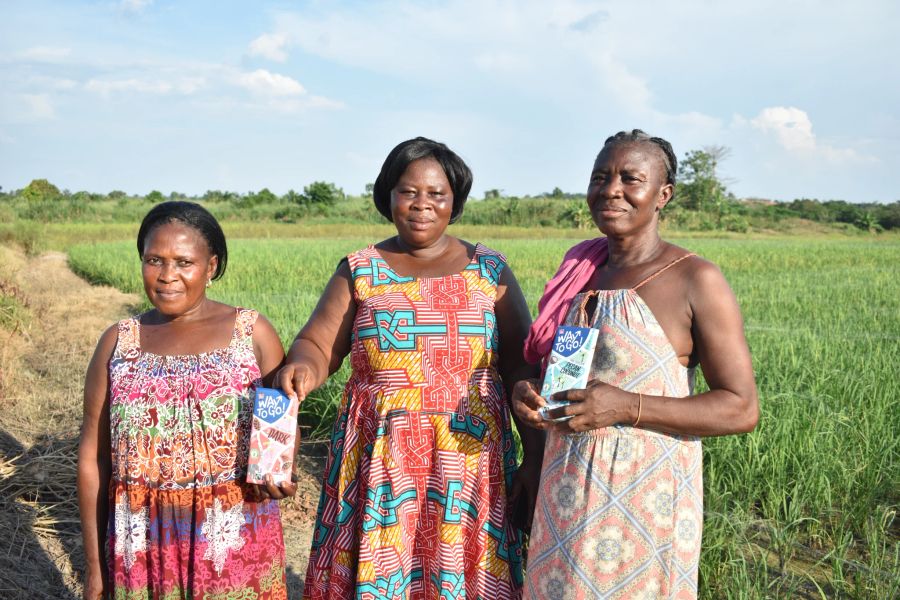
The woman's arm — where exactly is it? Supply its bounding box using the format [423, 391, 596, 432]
[251, 313, 286, 387]
[77, 326, 117, 600]
[277, 261, 356, 401]
[495, 266, 544, 456]
[495, 266, 545, 530]
[529, 260, 759, 437]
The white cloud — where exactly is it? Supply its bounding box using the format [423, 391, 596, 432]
[248, 33, 289, 62]
[263, 95, 345, 113]
[234, 69, 305, 96]
[22, 94, 55, 120]
[474, 52, 527, 72]
[751, 106, 816, 152]
[26, 75, 79, 91]
[85, 76, 205, 96]
[17, 46, 72, 62]
[750, 106, 870, 163]
[119, 0, 153, 13]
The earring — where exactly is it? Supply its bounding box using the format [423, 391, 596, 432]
[206, 279, 212, 288]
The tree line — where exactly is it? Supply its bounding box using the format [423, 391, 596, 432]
[3, 148, 899, 232]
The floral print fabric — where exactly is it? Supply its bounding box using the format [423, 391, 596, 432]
[107, 308, 287, 599]
[525, 289, 702, 599]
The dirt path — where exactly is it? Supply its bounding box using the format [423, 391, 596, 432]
[0, 245, 320, 599]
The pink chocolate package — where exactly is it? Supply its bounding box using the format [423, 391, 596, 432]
[247, 387, 299, 485]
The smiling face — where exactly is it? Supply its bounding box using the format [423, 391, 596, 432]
[141, 221, 218, 317]
[390, 157, 454, 248]
[586, 141, 674, 238]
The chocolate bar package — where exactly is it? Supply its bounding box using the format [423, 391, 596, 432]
[538, 325, 598, 421]
[247, 387, 298, 485]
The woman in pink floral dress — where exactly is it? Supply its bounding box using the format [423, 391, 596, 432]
[78, 201, 292, 599]
[513, 130, 759, 599]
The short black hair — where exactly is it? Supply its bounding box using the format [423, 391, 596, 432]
[601, 129, 678, 190]
[372, 137, 473, 224]
[136, 201, 228, 280]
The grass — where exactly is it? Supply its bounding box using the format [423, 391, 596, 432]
[66, 233, 900, 598]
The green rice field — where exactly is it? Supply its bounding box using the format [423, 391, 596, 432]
[68, 235, 900, 598]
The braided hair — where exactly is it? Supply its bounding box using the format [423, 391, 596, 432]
[601, 129, 677, 189]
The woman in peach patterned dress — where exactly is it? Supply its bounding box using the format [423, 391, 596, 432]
[513, 130, 759, 599]
[78, 201, 292, 600]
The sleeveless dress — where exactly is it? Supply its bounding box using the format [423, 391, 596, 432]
[525, 257, 702, 599]
[303, 244, 523, 599]
[107, 308, 287, 599]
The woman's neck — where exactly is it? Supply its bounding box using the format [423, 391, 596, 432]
[605, 231, 665, 269]
[392, 234, 453, 260]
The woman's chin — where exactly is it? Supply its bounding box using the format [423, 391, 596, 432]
[396, 227, 446, 248]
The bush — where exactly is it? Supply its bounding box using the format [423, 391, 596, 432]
[303, 181, 344, 206]
[22, 179, 61, 202]
[875, 201, 900, 230]
[233, 188, 279, 209]
[721, 214, 750, 233]
[19, 198, 97, 223]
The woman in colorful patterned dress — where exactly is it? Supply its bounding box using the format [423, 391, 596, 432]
[512, 130, 759, 599]
[78, 201, 293, 600]
[277, 137, 543, 599]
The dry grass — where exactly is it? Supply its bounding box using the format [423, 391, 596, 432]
[0, 245, 137, 599]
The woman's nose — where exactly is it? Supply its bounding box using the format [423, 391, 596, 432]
[600, 177, 623, 197]
[158, 263, 176, 280]
[410, 193, 432, 208]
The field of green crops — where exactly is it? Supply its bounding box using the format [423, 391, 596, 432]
[68, 234, 900, 598]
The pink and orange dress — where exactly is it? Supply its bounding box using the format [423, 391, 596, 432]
[107, 308, 287, 599]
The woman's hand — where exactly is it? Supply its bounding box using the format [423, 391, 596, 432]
[508, 452, 543, 534]
[275, 362, 315, 403]
[511, 378, 547, 430]
[546, 380, 634, 433]
[252, 474, 298, 501]
[82, 562, 107, 600]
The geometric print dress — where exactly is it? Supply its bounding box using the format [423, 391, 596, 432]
[107, 308, 287, 599]
[525, 257, 702, 599]
[303, 244, 524, 599]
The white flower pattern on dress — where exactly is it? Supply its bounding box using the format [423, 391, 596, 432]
[114, 492, 149, 571]
[641, 479, 676, 529]
[536, 567, 575, 600]
[202, 498, 246, 575]
[632, 578, 663, 599]
[590, 525, 636, 575]
[674, 512, 701, 553]
[600, 435, 646, 478]
[549, 474, 581, 521]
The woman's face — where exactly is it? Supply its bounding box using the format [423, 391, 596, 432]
[390, 158, 454, 248]
[586, 141, 673, 237]
[141, 221, 217, 317]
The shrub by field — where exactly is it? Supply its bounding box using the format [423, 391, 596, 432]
[67, 235, 899, 598]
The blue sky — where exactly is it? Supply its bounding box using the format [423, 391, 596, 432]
[1, 0, 898, 203]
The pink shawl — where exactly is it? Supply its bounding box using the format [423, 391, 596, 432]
[523, 237, 609, 364]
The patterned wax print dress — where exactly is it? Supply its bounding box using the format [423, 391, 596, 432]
[107, 308, 287, 599]
[525, 256, 702, 600]
[303, 244, 523, 600]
